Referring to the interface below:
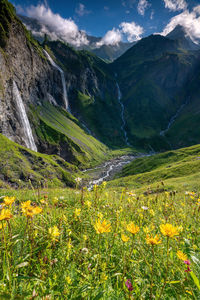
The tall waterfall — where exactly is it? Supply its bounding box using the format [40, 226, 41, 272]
[116, 83, 130, 145]
[13, 81, 37, 152]
[44, 50, 69, 111]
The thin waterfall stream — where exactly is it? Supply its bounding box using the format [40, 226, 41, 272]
[160, 99, 189, 136]
[44, 50, 70, 112]
[116, 83, 130, 145]
[13, 81, 37, 152]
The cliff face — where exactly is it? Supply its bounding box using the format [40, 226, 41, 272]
[0, 1, 65, 148]
[0, 1, 116, 159]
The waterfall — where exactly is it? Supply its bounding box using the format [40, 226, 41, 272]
[13, 81, 37, 152]
[160, 98, 190, 136]
[116, 83, 130, 145]
[44, 50, 69, 111]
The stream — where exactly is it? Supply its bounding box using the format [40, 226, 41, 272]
[84, 154, 146, 189]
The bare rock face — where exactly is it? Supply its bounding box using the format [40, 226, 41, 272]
[0, 16, 65, 149]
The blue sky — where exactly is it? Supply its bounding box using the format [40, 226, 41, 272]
[11, 0, 200, 46]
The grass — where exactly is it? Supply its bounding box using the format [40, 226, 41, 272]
[0, 134, 79, 188]
[33, 101, 110, 168]
[110, 144, 200, 192]
[0, 183, 199, 299]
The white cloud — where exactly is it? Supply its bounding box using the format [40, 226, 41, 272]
[163, 0, 187, 12]
[137, 0, 150, 16]
[161, 5, 200, 43]
[96, 21, 144, 47]
[24, 4, 89, 47]
[96, 28, 122, 47]
[120, 21, 144, 42]
[75, 3, 91, 17]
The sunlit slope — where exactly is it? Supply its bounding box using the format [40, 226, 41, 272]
[0, 134, 78, 188]
[33, 102, 108, 167]
[110, 144, 200, 191]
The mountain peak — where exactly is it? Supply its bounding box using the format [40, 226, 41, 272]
[167, 25, 187, 40]
[167, 25, 199, 50]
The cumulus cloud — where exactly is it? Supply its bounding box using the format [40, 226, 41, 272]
[23, 4, 89, 47]
[163, 0, 187, 12]
[137, 0, 150, 16]
[161, 5, 200, 43]
[120, 21, 144, 42]
[96, 21, 144, 47]
[96, 28, 122, 47]
[75, 3, 91, 17]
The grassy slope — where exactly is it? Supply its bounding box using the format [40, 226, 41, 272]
[110, 144, 200, 191]
[0, 133, 79, 188]
[33, 102, 109, 168]
[112, 35, 199, 150]
[44, 42, 126, 148]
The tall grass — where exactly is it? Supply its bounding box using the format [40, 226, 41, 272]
[0, 183, 199, 299]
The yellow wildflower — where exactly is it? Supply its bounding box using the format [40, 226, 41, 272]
[85, 200, 92, 208]
[177, 250, 187, 261]
[126, 222, 139, 235]
[0, 209, 13, 221]
[21, 200, 31, 211]
[160, 223, 179, 238]
[48, 226, 60, 241]
[186, 290, 193, 296]
[121, 234, 130, 242]
[66, 276, 72, 284]
[146, 234, 162, 245]
[94, 218, 111, 234]
[3, 196, 15, 206]
[74, 208, 81, 217]
[21, 202, 42, 218]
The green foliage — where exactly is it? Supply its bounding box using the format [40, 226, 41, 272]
[0, 134, 77, 187]
[0, 184, 199, 298]
[32, 101, 109, 167]
[111, 144, 200, 191]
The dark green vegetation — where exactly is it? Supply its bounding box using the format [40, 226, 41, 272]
[111, 143, 200, 191]
[0, 134, 78, 188]
[44, 42, 126, 147]
[32, 101, 109, 167]
[0, 0, 15, 47]
[112, 34, 200, 150]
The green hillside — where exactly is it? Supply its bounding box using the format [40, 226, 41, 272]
[112, 35, 200, 150]
[44, 42, 126, 147]
[32, 101, 109, 168]
[110, 144, 200, 191]
[0, 134, 79, 188]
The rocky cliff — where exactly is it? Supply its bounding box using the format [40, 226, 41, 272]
[0, 0, 116, 167]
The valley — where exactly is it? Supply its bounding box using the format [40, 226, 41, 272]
[0, 0, 200, 298]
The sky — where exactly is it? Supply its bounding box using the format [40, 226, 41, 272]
[10, 0, 200, 47]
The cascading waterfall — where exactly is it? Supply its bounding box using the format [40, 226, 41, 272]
[13, 81, 37, 152]
[44, 50, 69, 111]
[116, 83, 130, 145]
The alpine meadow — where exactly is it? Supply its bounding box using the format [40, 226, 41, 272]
[0, 0, 200, 299]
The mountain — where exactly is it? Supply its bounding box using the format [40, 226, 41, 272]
[0, 0, 114, 174]
[167, 25, 200, 50]
[112, 34, 200, 150]
[43, 41, 126, 147]
[18, 14, 134, 61]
